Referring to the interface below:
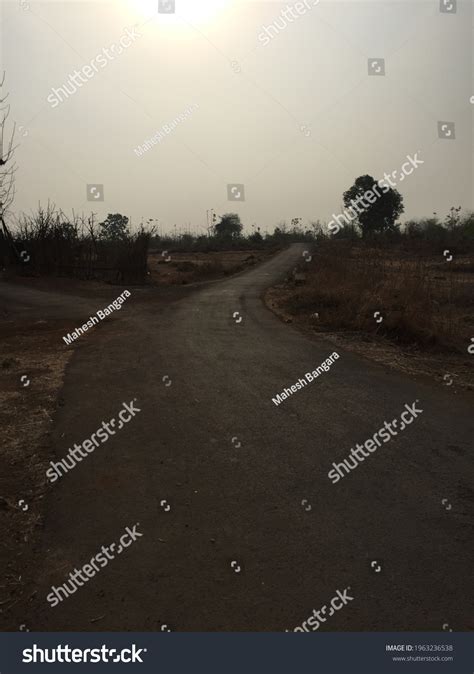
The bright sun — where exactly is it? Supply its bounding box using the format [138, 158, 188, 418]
[129, 0, 234, 26]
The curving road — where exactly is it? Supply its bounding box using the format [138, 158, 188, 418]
[29, 243, 473, 631]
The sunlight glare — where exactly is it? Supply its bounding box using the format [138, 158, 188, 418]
[128, 0, 234, 26]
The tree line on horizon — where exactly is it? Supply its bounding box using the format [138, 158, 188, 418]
[5, 176, 474, 269]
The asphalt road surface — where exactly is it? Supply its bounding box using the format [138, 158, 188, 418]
[26, 244, 473, 631]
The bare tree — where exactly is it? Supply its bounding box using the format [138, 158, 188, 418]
[0, 71, 20, 261]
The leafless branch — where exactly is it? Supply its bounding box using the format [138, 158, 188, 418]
[0, 71, 17, 221]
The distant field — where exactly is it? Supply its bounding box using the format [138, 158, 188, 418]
[148, 249, 275, 285]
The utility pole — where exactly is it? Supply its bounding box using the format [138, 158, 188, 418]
[207, 209, 218, 236]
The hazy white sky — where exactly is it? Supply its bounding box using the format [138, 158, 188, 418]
[1, 0, 472, 234]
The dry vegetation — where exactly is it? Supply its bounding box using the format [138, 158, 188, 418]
[267, 239, 474, 388]
[6, 205, 151, 284]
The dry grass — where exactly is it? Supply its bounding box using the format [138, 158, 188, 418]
[266, 240, 474, 388]
[280, 242, 474, 353]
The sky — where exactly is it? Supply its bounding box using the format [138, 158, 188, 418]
[1, 0, 472, 235]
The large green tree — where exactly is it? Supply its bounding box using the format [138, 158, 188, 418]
[343, 175, 404, 237]
[214, 213, 243, 239]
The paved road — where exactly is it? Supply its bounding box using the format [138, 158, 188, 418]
[30, 244, 473, 631]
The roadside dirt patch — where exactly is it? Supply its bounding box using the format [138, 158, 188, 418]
[0, 318, 76, 630]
